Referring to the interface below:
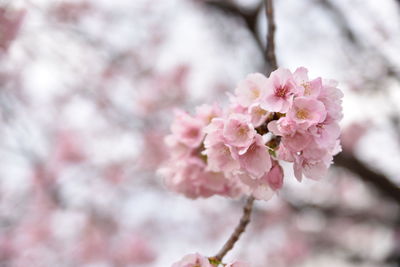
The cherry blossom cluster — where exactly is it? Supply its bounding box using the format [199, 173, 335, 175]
[172, 253, 248, 267]
[159, 104, 244, 199]
[160, 67, 343, 200]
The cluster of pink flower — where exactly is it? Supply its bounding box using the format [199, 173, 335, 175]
[160, 67, 343, 201]
[159, 105, 243, 199]
[172, 253, 248, 267]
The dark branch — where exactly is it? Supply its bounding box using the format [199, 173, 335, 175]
[265, 0, 278, 72]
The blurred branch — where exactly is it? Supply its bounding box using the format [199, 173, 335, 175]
[390, 113, 400, 148]
[335, 153, 400, 206]
[318, 0, 400, 82]
[310, 233, 399, 266]
[204, 1, 264, 54]
[287, 200, 399, 226]
[205, 0, 280, 74]
[317, 0, 357, 43]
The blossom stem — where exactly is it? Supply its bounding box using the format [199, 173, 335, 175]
[212, 196, 255, 263]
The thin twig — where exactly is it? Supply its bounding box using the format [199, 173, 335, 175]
[212, 196, 255, 262]
[265, 0, 278, 72]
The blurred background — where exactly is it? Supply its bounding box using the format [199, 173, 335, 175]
[1, 0, 400, 266]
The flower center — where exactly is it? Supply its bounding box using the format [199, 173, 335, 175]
[205, 113, 216, 124]
[255, 107, 267, 116]
[220, 145, 230, 156]
[275, 85, 288, 98]
[251, 86, 260, 99]
[237, 126, 248, 137]
[302, 83, 311, 95]
[296, 109, 309, 120]
[187, 128, 200, 138]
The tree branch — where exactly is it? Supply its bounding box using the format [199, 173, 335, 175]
[212, 196, 255, 263]
[286, 199, 399, 226]
[335, 152, 400, 206]
[318, 0, 400, 83]
[265, 0, 278, 73]
[203, 1, 263, 52]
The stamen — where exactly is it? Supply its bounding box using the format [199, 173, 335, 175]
[296, 109, 309, 120]
[275, 85, 288, 97]
[238, 126, 248, 137]
[251, 87, 260, 99]
[302, 83, 311, 95]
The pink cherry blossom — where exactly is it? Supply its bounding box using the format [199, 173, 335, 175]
[228, 102, 249, 115]
[268, 117, 297, 136]
[222, 114, 256, 149]
[265, 160, 284, 191]
[235, 73, 268, 107]
[260, 68, 299, 113]
[161, 110, 243, 199]
[172, 253, 213, 267]
[164, 134, 192, 159]
[170, 109, 205, 148]
[287, 97, 326, 128]
[294, 157, 329, 181]
[239, 172, 274, 201]
[275, 143, 295, 162]
[308, 120, 340, 148]
[162, 157, 241, 199]
[203, 118, 225, 146]
[161, 66, 343, 199]
[238, 159, 283, 200]
[195, 103, 222, 125]
[318, 79, 344, 121]
[293, 67, 322, 98]
[204, 141, 240, 174]
[302, 141, 334, 162]
[248, 104, 270, 127]
[203, 119, 241, 174]
[238, 135, 271, 178]
[282, 131, 312, 152]
[226, 261, 251, 267]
